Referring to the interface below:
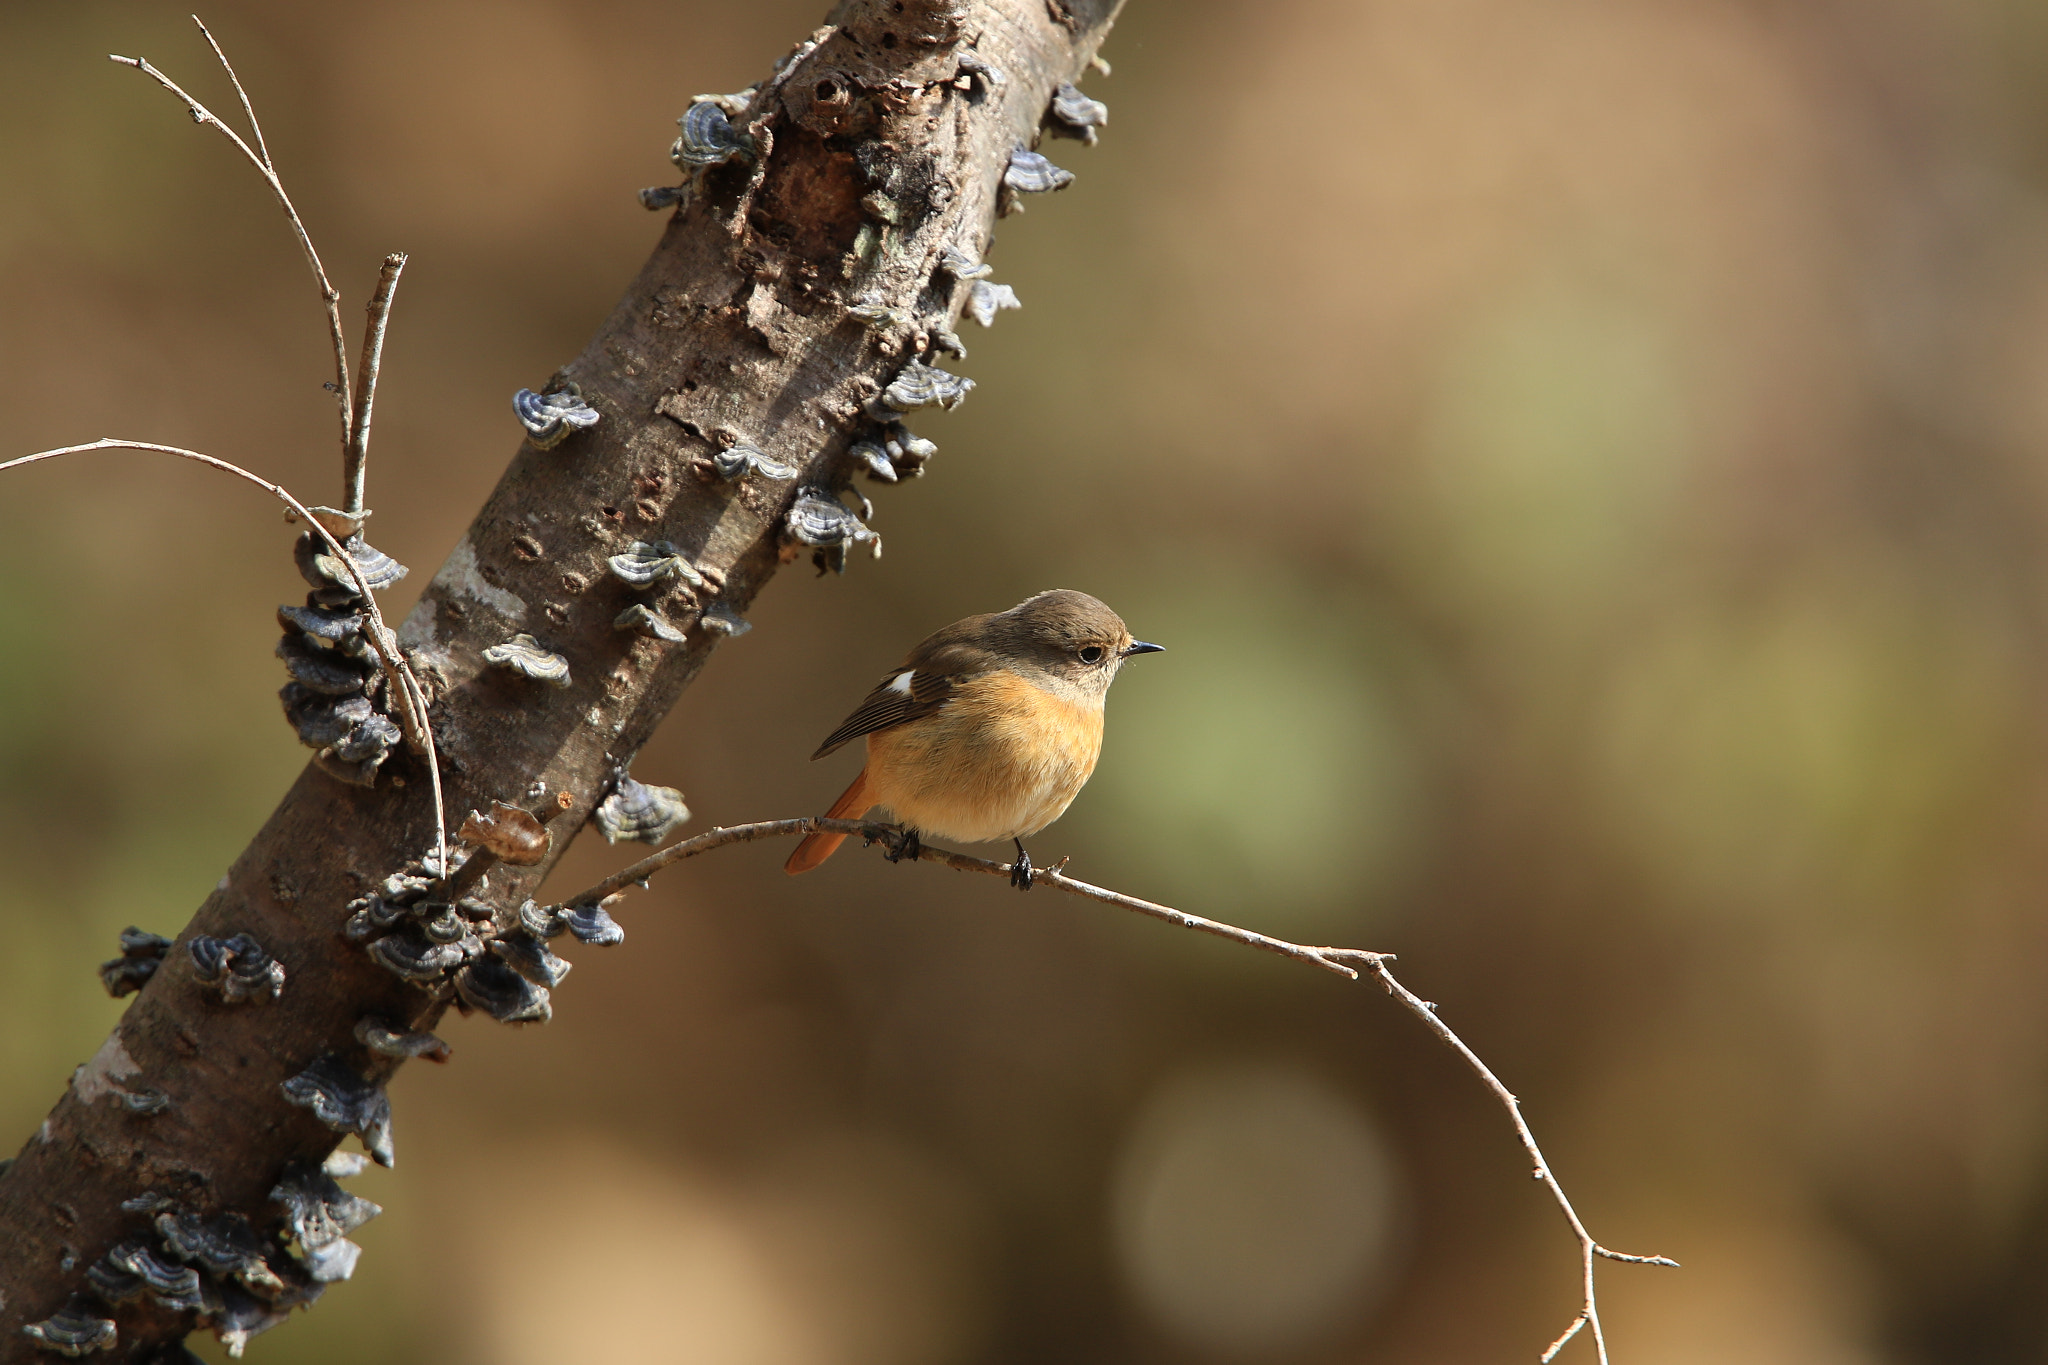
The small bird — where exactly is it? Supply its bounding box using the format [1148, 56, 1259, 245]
[784, 589, 1162, 887]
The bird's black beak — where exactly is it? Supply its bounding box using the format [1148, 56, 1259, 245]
[1123, 641, 1164, 657]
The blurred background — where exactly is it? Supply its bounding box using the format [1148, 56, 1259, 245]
[4, 0, 2048, 1360]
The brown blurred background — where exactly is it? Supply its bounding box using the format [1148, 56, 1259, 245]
[6, 0, 2048, 1360]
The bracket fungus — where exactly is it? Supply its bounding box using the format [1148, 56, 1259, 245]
[698, 601, 752, 637]
[563, 901, 626, 946]
[21, 1296, 117, 1356]
[614, 603, 689, 642]
[279, 1054, 395, 1167]
[94, 1243, 205, 1313]
[489, 934, 574, 989]
[711, 441, 800, 482]
[511, 387, 601, 449]
[638, 182, 691, 211]
[938, 243, 994, 280]
[366, 927, 471, 983]
[271, 1160, 380, 1284]
[294, 532, 408, 594]
[353, 1016, 451, 1063]
[785, 489, 882, 575]
[187, 933, 286, 1005]
[672, 98, 755, 168]
[1048, 82, 1108, 143]
[453, 957, 552, 1024]
[1004, 147, 1074, 194]
[607, 540, 706, 590]
[595, 773, 690, 845]
[482, 634, 572, 688]
[99, 927, 172, 999]
[965, 280, 1021, 328]
[878, 359, 974, 412]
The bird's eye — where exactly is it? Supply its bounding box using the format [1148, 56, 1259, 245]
[1078, 646, 1105, 664]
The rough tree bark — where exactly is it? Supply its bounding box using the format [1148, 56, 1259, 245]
[0, 1, 1120, 1357]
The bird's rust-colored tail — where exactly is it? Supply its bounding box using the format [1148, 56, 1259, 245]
[784, 768, 874, 874]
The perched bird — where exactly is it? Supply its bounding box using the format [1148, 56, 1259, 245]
[784, 589, 1162, 887]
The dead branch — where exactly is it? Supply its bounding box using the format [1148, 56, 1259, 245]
[556, 817, 1681, 1363]
[0, 3, 1125, 1359]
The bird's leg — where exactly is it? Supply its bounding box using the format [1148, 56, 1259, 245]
[884, 827, 923, 864]
[1010, 838, 1034, 891]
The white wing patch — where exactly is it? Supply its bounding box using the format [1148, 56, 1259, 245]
[887, 670, 915, 695]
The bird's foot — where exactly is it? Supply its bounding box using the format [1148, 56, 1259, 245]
[1010, 839, 1034, 891]
[883, 827, 922, 864]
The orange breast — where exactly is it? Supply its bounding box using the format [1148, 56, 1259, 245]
[863, 671, 1104, 844]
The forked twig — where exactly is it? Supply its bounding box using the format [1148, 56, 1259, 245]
[548, 817, 1679, 1362]
[0, 441, 448, 874]
[112, 20, 353, 455]
[346, 253, 408, 518]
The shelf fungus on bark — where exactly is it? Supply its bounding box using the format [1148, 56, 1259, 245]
[211, 1285, 298, 1359]
[1048, 82, 1108, 144]
[698, 601, 752, 637]
[99, 927, 172, 998]
[595, 773, 690, 845]
[353, 1016, 451, 1063]
[111, 1088, 171, 1116]
[563, 900, 627, 946]
[877, 359, 974, 412]
[453, 957, 552, 1024]
[280, 1054, 395, 1167]
[938, 244, 994, 281]
[711, 441, 799, 482]
[1004, 148, 1074, 195]
[21, 1295, 117, 1356]
[608, 539, 707, 590]
[849, 296, 909, 332]
[672, 99, 755, 168]
[965, 280, 1021, 328]
[926, 325, 968, 361]
[954, 50, 1004, 92]
[276, 602, 366, 642]
[850, 441, 898, 483]
[275, 634, 375, 696]
[366, 927, 471, 983]
[490, 934, 574, 988]
[458, 801, 551, 867]
[153, 1211, 287, 1297]
[294, 532, 408, 595]
[483, 634, 572, 688]
[638, 182, 691, 211]
[785, 489, 882, 575]
[271, 1160, 380, 1284]
[512, 386, 601, 450]
[92, 1243, 206, 1313]
[615, 603, 688, 642]
[188, 933, 286, 1005]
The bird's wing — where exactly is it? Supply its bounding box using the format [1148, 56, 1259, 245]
[809, 636, 992, 759]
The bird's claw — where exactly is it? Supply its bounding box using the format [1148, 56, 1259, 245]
[1010, 839, 1034, 891]
[884, 827, 922, 864]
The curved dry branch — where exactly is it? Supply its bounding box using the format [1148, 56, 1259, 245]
[552, 817, 1681, 1361]
[0, 439, 448, 875]
[111, 26, 354, 454]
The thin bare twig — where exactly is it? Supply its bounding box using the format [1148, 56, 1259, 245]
[111, 28, 354, 452]
[0, 440, 448, 874]
[345, 253, 408, 517]
[547, 817, 1678, 1362]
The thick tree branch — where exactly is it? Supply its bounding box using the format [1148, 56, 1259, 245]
[0, 2, 1121, 1358]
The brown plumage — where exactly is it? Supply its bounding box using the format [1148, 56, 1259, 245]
[784, 590, 1161, 877]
